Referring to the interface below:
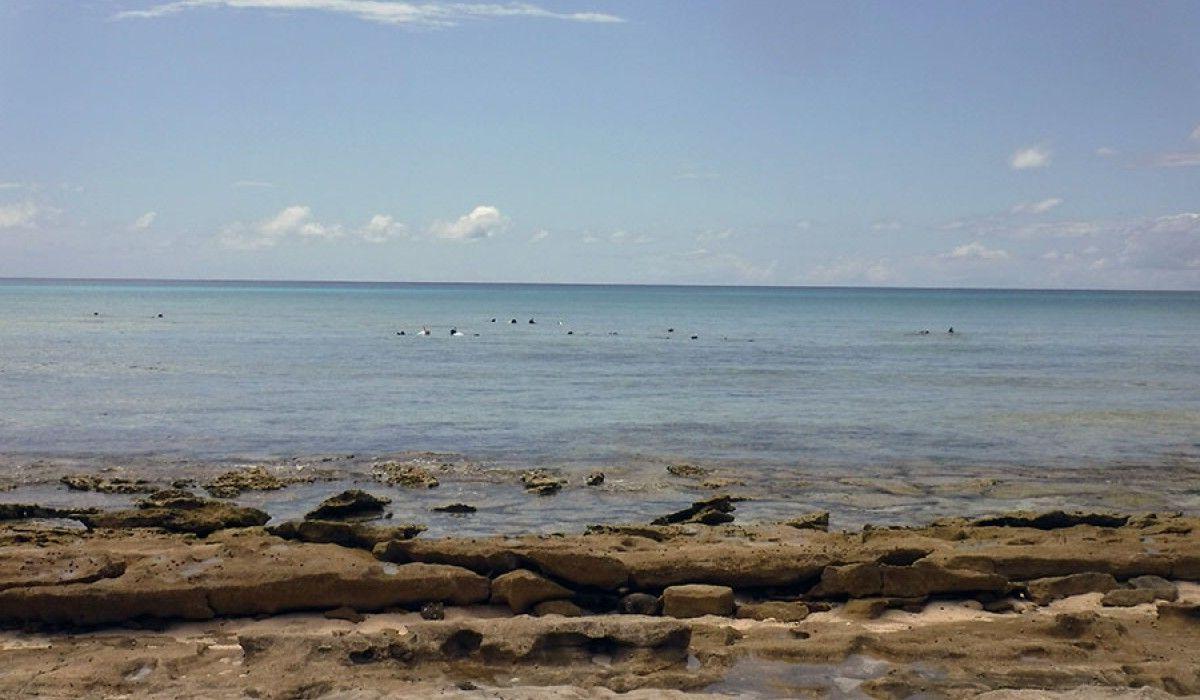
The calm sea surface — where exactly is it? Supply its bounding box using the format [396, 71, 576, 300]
[1, 279, 1198, 471]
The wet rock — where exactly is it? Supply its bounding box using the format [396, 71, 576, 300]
[60, 474, 157, 494]
[666, 464, 710, 478]
[1026, 572, 1119, 605]
[650, 495, 741, 526]
[371, 462, 439, 489]
[1128, 575, 1179, 601]
[699, 477, 747, 490]
[784, 511, 830, 531]
[420, 601, 445, 620]
[521, 469, 565, 496]
[842, 598, 890, 619]
[618, 592, 661, 616]
[532, 599, 585, 617]
[585, 471, 605, 486]
[661, 584, 734, 618]
[810, 560, 1007, 599]
[323, 606, 364, 623]
[0, 503, 95, 521]
[432, 503, 477, 514]
[304, 490, 391, 521]
[490, 569, 573, 613]
[1101, 588, 1158, 607]
[77, 492, 269, 536]
[973, 511, 1129, 530]
[735, 601, 810, 622]
[204, 467, 286, 499]
[268, 520, 425, 549]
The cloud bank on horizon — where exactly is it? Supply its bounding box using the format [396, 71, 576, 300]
[1, 1, 1198, 289]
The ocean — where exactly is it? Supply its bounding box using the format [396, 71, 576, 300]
[2, 278, 1198, 473]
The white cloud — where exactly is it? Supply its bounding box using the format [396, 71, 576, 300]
[795, 220, 812, 231]
[679, 248, 776, 283]
[529, 229, 549, 243]
[1191, 124, 1200, 142]
[132, 211, 157, 230]
[115, 1, 623, 28]
[219, 205, 406, 250]
[1010, 145, 1051, 170]
[871, 220, 902, 231]
[695, 228, 734, 242]
[1119, 213, 1200, 271]
[1095, 147, 1117, 157]
[1154, 152, 1200, 168]
[0, 182, 28, 190]
[0, 200, 40, 229]
[233, 180, 274, 188]
[431, 205, 507, 241]
[939, 241, 1010, 262]
[1011, 197, 1062, 215]
[674, 170, 719, 181]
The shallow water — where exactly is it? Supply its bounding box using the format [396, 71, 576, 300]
[1, 279, 1198, 471]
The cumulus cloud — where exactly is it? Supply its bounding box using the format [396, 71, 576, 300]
[1010, 145, 1051, 170]
[1191, 124, 1200, 142]
[0, 182, 28, 190]
[219, 205, 406, 250]
[807, 257, 893, 285]
[939, 241, 1011, 262]
[870, 220, 902, 231]
[679, 248, 775, 283]
[1119, 213, 1200, 271]
[115, 1, 623, 28]
[0, 200, 41, 229]
[431, 205, 507, 241]
[1011, 197, 1063, 215]
[132, 211, 157, 230]
[528, 229, 549, 243]
[1095, 147, 1117, 157]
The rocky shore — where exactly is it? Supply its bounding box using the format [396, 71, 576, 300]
[1, 475, 1198, 698]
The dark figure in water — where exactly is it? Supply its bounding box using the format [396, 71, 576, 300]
[529, 318, 536, 324]
[567, 330, 574, 335]
[157, 313, 164, 318]
[919, 329, 930, 335]
[667, 328, 674, 333]
[490, 318, 496, 323]
[93, 312, 99, 316]
[948, 327, 955, 334]
[510, 318, 517, 324]
[397, 330, 405, 336]
[690, 334, 699, 340]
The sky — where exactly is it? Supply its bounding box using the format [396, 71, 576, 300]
[1, 0, 1199, 289]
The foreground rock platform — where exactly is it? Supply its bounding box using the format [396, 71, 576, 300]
[0, 509, 1197, 697]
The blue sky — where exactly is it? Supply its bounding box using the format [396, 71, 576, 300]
[1, 0, 1198, 288]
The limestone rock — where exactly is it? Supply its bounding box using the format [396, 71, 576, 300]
[973, 511, 1128, 530]
[666, 464, 709, 478]
[204, 467, 286, 499]
[304, 490, 391, 521]
[811, 560, 1007, 599]
[1026, 572, 1119, 605]
[490, 569, 573, 613]
[784, 511, 830, 531]
[1101, 588, 1157, 607]
[735, 601, 810, 622]
[77, 493, 268, 536]
[521, 470, 565, 496]
[371, 462, 439, 489]
[661, 584, 734, 618]
[61, 474, 157, 494]
[842, 598, 890, 619]
[431, 503, 476, 514]
[1128, 574, 1178, 601]
[585, 471, 605, 486]
[532, 599, 585, 617]
[323, 606, 364, 623]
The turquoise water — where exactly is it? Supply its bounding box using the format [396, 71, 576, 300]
[1, 279, 1198, 470]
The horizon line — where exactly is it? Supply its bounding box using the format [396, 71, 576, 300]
[0, 275, 1196, 294]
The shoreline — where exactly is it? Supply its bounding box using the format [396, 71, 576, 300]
[1, 463, 1199, 697]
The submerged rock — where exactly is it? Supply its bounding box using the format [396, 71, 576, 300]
[60, 474, 158, 494]
[76, 491, 269, 536]
[666, 464, 710, 478]
[490, 569, 573, 613]
[204, 467, 286, 499]
[0, 503, 96, 521]
[269, 519, 425, 549]
[661, 584, 734, 618]
[651, 495, 741, 526]
[432, 503, 476, 514]
[371, 462, 439, 489]
[304, 490, 391, 521]
[973, 511, 1129, 530]
[585, 471, 605, 486]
